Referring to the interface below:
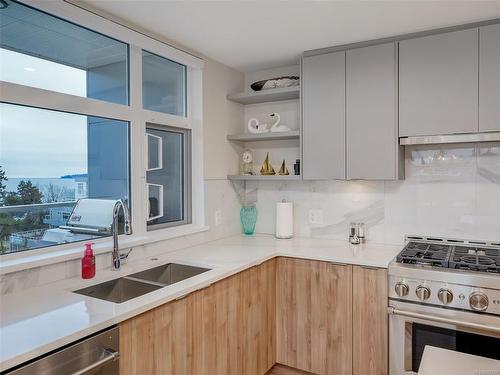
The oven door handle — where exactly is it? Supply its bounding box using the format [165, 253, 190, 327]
[388, 307, 500, 334]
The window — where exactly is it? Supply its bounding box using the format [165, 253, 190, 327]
[142, 50, 186, 116]
[0, 103, 129, 253]
[146, 125, 190, 230]
[0, 0, 202, 258]
[0, 0, 129, 105]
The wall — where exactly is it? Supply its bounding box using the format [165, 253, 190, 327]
[203, 58, 245, 179]
[254, 143, 500, 244]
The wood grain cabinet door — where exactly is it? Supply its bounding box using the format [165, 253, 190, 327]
[119, 291, 196, 375]
[399, 29, 479, 137]
[479, 23, 500, 132]
[195, 259, 276, 375]
[276, 257, 353, 375]
[352, 266, 388, 375]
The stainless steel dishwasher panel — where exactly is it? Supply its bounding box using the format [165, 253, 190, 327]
[5, 326, 119, 375]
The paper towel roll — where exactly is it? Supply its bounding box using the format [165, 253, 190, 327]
[276, 201, 293, 239]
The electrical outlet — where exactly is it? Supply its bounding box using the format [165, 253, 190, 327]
[308, 209, 324, 226]
[214, 209, 222, 226]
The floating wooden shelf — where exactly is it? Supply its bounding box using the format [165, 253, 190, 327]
[227, 174, 301, 181]
[227, 131, 300, 142]
[227, 86, 300, 105]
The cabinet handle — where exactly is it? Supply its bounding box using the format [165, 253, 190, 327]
[358, 265, 380, 270]
[175, 293, 190, 301]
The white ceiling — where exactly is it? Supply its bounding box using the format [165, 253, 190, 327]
[82, 0, 500, 72]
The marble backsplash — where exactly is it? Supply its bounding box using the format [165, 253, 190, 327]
[254, 143, 500, 244]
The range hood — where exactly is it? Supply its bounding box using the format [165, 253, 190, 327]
[399, 131, 500, 146]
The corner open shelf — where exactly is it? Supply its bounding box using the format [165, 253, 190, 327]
[226, 86, 299, 105]
[227, 175, 301, 181]
[227, 131, 300, 142]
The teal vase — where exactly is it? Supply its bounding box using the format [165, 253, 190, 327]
[240, 205, 257, 235]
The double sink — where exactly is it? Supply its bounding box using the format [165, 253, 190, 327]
[74, 263, 210, 303]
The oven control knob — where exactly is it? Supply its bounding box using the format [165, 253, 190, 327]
[416, 286, 431, 301]
[394, 282, 409, 297]
[469, 292, 489, 312]
[438, 289, 453, 305]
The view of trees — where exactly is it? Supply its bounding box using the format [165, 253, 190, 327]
[0, 166, 44, 207]
[0, 165, 6, 206]
[43, 183, 72, 203]
[0, 166, 47, 253]
[3, 180, 44, 206]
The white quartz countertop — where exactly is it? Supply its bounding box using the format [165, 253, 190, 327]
[0, 234, 401, 371]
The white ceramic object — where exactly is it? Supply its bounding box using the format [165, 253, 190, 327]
[269, 113, 291, 133]
[247, 118, 269, 134]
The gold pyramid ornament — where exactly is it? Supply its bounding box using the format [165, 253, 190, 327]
[260, 152, 276, 175]
[278, 160, 289, 175]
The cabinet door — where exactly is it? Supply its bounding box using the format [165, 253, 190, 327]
[479, 24, 500, 132]
[353, 266, 388, 375]
[399, 29, 479, 137]
[346, 43, 402, 180]
[302, 52, 346, 180]
[196, 259, 276, 375]
[119, 292, 196, 374]
[276, 257, 352, 374]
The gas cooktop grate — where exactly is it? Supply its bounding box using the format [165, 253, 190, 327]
[396, 242, 451, 268]
[397, 241, 500, 273]
[449, 246, 500, 273]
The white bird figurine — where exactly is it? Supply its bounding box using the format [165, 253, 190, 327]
[269, 113, 291, 133]
[247, 118, 269, 134]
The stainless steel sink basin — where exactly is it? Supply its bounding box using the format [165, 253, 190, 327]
[127, 263, 210, 286]
[74, 263, 210, 303]
[74, 277, 162, 303]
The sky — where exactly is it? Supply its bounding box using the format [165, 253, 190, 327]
[0, 49, 88, 178]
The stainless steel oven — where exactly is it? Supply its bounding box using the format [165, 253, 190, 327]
[389, 299, 500, 374]
[388, 236, 500, 374]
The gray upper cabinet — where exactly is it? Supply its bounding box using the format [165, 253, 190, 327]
[346, 43, 402, 180]
[479, 24, 500, 132]
[302, 51, 346, 180]
[399, 29, 479, 137]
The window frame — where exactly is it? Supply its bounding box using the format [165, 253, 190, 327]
[145, 123, 192, 231]
[0, 0, 205, 262]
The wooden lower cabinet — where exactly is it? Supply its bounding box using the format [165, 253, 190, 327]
[119, 259, 276, 375]
[276, 257, 353, 375]
[119, 257, 388, 375]
[352, 266, 388, 375]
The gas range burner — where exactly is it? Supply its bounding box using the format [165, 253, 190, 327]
[449, 246, 500, 273]
[396, 241, 450, 268]
[396, 237, 500, 274]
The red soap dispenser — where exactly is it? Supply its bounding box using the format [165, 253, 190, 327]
[81, 242, 96, 279]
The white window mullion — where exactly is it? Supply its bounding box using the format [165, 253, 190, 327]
[0, 81, 133, 121]
[129, 44, 148, 237]
[141, 108, 191, 129]
[187, 67, 205, 227]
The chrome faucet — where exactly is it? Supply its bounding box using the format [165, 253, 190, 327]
[112, 199, 132, 270]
